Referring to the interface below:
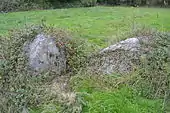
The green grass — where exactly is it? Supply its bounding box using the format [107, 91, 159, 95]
[30, 74, 164, 113]
[70, 75, 163, 113]
[82, 88, 163, 113]
[0, 6, 170, 46]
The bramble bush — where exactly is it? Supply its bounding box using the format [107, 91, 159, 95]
[131, 31, 170, 99]
[0, 25, 94, 113]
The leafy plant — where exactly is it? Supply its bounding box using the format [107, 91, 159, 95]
[0, 25, 94, 113]
[133, 32, 170, 99]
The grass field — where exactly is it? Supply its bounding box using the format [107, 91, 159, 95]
[70, 75, 164, 113]
[0, 6, 169, 113]
[0, 6, 170, 47]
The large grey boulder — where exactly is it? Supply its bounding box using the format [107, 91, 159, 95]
[100, 38, 141, 54]
[24, 34, 66, 74]
[89, 36, 151, 74]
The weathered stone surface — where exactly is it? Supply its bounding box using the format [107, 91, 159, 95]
[100, 38, 140, 54]
[89, 36, 151, 74]
[24, 34, 66, 73]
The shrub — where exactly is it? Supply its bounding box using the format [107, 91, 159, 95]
[133, 32, 170, 99]
[80, 0, 97, 7]
[0, 25, 93, 112]
[0, 0, 21, 12]
[0, 25, 54, 113]
[0, 0, 50, 12]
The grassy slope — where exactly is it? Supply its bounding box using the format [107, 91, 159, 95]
[0, 6, 170, 47]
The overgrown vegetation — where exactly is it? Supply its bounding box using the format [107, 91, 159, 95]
[0, 25, 94, 113]
[133, 32, 170, 99]
[1, 24, 169, 113]
[69, 29, 170, 113]
[0, 0, 170, 12]
[0, 5, 170, 113]
[0, 0, 50, 12]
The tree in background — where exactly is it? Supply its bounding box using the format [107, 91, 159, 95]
[97, 0, 170, 6]
[0, 0, 169, 12]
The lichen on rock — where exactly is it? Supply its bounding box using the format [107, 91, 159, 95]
[89, 36, 152, 74]
[24, 33, 66, 74]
